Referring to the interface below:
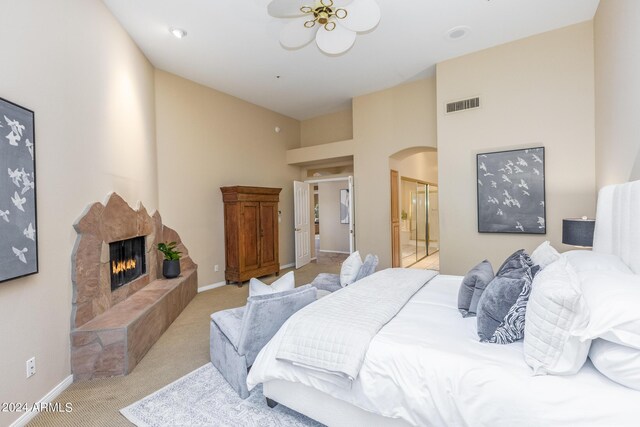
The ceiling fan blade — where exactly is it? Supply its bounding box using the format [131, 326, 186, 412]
[333, 0, 355, 7]
[315, 24, 356, 55]
[267, 0, 306, 18]
[340, 0, 381, 32]
[280, 17, 318, 48]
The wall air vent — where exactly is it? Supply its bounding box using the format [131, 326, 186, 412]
[445, 96, 480, 114]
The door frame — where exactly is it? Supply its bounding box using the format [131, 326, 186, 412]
[390, 170, 400, 267]
[398, 176, 439, 267]
[303, 176, 355, 255]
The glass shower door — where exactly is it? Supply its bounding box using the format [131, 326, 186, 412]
[416, 185, 427, 261]
[400, 179, 428, 267]
[427, 185, 439, 256]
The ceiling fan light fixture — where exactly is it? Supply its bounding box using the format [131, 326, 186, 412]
[280, 17, 318, 49]
[169, 27, 187, 39]
[269, 0, 380, 55]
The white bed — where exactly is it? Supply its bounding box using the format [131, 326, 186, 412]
[248, 274, 640, 426]
[247, 181, 640, 426]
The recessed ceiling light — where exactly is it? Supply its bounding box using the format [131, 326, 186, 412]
[169, 27, 187, 39]
[446, 26, 470, 41]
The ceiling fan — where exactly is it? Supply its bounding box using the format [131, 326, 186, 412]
[267, 0, 381, 55]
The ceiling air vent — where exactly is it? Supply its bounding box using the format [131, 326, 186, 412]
[445, 96, 480, 114]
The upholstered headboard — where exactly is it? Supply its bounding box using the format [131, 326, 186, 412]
[593, 180, 640, 274]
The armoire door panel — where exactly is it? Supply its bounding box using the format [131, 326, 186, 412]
[240, 202, 260, 271]
[260, 202, 278, 267]
[224, 203, 239, 273]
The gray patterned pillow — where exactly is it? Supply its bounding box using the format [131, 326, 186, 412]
[487, 265, 536, 344]
[458, 260, 494, 317]
[477, 250, 539, 343]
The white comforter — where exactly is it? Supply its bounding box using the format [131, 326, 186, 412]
[276, 268, 437, 383]
[248, 274, 640, 427]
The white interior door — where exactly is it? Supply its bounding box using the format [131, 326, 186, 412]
[348, 176, 355, 253]
[294, 181, 311, 269]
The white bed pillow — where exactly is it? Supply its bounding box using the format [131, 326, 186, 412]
[578, 272, 640, 349]
[530, 241, 560, 269]
[340, 251, 363, 287]
[249, 271, 295, 297]
[562, 250, 632, 274]
[524, 258, 591, 375]
[589, 339, 640, 391]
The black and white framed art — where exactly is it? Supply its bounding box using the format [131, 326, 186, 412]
[477, 147, 545, 234]
[0, 97, 38, 283]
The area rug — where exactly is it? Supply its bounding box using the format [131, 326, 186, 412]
[120, 363, 323, 427]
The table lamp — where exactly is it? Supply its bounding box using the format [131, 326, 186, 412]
[562, 216, 595, 248]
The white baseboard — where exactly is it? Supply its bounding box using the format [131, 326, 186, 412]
[310, 257, 317, 261]
[10, 375, 73, 427]
[198, 263, 296, 292]
[198, 281, 226, 293]
[319, 250, 350, 254]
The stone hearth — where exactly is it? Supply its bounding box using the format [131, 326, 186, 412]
[70, 193, 198, 381]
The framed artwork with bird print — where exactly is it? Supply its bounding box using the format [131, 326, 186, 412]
[477, 147, 545, 234]
[0, 97, 38, 283]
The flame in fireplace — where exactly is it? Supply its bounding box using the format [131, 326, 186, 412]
[112, 258, 137, 275]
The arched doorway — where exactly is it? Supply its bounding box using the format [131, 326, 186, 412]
[389, 147, 439, 270]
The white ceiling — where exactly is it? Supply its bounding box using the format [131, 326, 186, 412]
[102, 0, 599, 120]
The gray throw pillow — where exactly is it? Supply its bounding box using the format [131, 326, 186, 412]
[458, 260, 494, 317]
[476, 250, 539, 343]
[496, 249, 531, 278]
[486, 265, 536, 344]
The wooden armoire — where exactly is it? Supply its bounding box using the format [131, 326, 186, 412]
[220, 186, 281, 284]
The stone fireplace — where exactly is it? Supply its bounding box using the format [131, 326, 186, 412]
[70, 193, 198, 381]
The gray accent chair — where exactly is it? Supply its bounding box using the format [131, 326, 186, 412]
[310, 254, 379, 293]
[210, 284, 317, 398]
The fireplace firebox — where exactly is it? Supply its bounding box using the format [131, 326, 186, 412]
[109, 236, 146, 291]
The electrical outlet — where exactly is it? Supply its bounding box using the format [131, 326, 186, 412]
[214, 265, 219, 272]
[26, 357, 36, 378]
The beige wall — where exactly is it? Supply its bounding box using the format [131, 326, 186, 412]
[0, 0, 157, 424]
[301, 109, 353, 147]
[352, 78, 438, 267]
[318, 181, 350, 253]
[437, 22, 596, 275]
[154, 71, 301, 286]
[394, 151, 438, 185]
[594, 0, 640, 188]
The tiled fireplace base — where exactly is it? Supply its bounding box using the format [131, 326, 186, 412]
[71, 269, 197, 380]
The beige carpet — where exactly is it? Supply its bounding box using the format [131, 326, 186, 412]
[28, 261, 340, 427]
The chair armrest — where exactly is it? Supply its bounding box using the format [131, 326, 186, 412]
[238, 285, 317, 365]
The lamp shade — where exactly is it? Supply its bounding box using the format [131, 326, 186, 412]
[562, 218, 595, 247]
